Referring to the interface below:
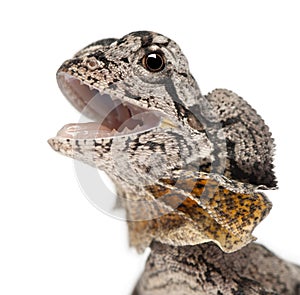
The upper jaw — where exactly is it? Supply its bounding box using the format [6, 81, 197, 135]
[53, 72, 170, 141]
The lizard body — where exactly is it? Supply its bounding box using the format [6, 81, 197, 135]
[133, 241, 300, 295]
[48, 31, 300, 294]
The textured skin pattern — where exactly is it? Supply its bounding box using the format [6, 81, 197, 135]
[129, 177, 271, 252]
[49, 31, 275, 252]
[204, 89, 276, 187]
[134, 242, 300, 295]
[48, 31, 300, 294]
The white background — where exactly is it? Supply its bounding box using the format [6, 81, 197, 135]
[1, 1, 300, 294]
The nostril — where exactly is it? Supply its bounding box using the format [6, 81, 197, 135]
[84, 57, 100, 70]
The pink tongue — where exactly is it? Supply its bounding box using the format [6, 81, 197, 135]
[57, 122, 114, 139]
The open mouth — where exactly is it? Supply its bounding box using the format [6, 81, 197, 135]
[55, 73, 163, 140]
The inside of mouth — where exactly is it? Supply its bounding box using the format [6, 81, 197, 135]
[56, 73, 162, 139]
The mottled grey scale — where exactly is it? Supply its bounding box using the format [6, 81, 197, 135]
[205, 89, 276, 188]
[131, 31, 154, 47]
[134, 242, 300, 295]
[49, 31, 299, 295]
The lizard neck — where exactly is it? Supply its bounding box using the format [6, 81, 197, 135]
[118, 176, 271, 253]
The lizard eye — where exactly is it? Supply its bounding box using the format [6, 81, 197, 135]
[142, 51, 165, 72]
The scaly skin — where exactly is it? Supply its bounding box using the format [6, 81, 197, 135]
[48, 31, 300, 294]
[133, 242, 300, 295]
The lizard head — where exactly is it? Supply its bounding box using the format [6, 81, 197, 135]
[49, 31, 212, 184]
[49, 31, 276, 253]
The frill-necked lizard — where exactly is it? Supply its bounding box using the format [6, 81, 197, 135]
[48, 31, 300, 294]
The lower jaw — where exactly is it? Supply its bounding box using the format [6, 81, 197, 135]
[56, 111, 163, 140]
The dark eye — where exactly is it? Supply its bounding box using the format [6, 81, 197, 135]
[142, 52, 165, 72]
